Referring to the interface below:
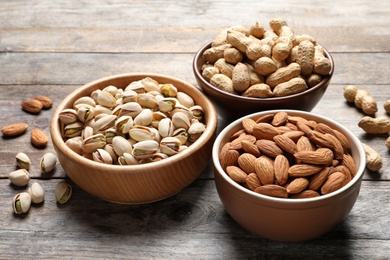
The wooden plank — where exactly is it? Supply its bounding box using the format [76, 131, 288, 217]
[0, 179, 389, 259]
[1, 52, 390, 85]
[1, 26, 390, 53]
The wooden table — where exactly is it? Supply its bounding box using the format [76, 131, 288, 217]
[1, 1, 389, 258]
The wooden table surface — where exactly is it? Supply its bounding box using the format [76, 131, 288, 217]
[1, 0, 389, 259]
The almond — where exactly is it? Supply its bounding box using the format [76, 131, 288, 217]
[255, 139, 283, 158]
[282, 130, 305, 142]
[321, 172, 346, 195]
[242, 118, 256, 134]
[287, 177, 309, 194]
[308, 167, 330, 191]
[290, 190, 320, 199]
[238, 153, 257, 174]
[296, 136, 316, 152]
[254, 156, 274, 185]
[324, 133, 344, 159]
[254, 184, 288, 198]
[241, 140, 261, 157]
[230, 133, 256, 150]
[288, 164, 323, 177]
[31, 128, 49, 147]
[1, 123, 29, 137]
[226, 166, 247, 183]
[254, 113, 274, 123]
[34, 95, 53, 109]
[342, 153, 357, 177]
[293, 148, 334, 165]
[252, 122, 281, 140]
[274, 154, 289, 186]
[246, 173, 261, 191]
[271, 111, 288, 126]
[21, 99, 43, 114]
[273, 134, 297, 154]
[220, 149, 240, 171]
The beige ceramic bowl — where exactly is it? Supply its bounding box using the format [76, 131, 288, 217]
[213, 110, 366, 242]
[50, 73, 218, 204]
[193, 42, 334, 119]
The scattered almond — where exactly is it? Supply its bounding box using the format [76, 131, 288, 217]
[34, 95, 53, 109]
[31, 128, 49, 147]
[21, 99, 43, 114]
[1, 123, 29, 137]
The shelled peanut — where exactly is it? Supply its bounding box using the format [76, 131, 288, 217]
[202, 18, 332, 98]
[219, 112, 356, 199]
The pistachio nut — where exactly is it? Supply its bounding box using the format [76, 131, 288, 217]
[136, 93, 158, 109]
[151, 111, 167, 128]
[90, 89, 102, 102]
[40, 152, 57, 173]
[82, 126, 94, 140]
[15, 152, 31, 169]
[172, 112, 191, 130]
[170, 103, 192, 119]
[188, 121, 206, 142]
[112, 135, 132, 156]
[28, 182, 45, 204]
[104, 144, 118, 162]
[12, 192, 32, 214]
[176, 91, 195, 108]
[55, 181, 72, 204]
[151, 153, 169, 162]
[158, 117, 175, 138]
[158, 98, 177, 113]
[63, 121, 83, 138]
[73, 96, 96, 110]
[132, 140, 159, 159]
[93, 104, 113, 116]
[103, 85, 119, 97]
[122, 90, 138, 103]
[125, 80, 146, 94]
[129, 125, 156, 142]
[76, 105, 94, 122]
[96, 90, 117, 108]
[115, 116, 134, 135]
[173, 128, 189, 144]
[65, 136, 83, 155]
[118, 152, 139, 165]
[8, 169, 30, 186]
[92, 114, 116, 133]
[58, 108, 78, 125]
[160, 83, 178, 97]
[141, 77, 160, 92]
[113, 102, 142, 118]
[190, 105, 204, 121]
[82, 133, 107, 154]
[92, 148, 113, 164]
[133, 109, 153, 126]
[104, 128, 117, 144]
[160, 137, 182, 155]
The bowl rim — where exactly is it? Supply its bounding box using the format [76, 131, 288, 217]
[212, 109, 366, 205]
[50, 73, 218, 172]
[193, 41, 334, 103]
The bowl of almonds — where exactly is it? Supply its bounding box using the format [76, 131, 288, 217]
[212, 110, 366, 242]
[193, 18, 334, 119]
[50, 73, 217, 204]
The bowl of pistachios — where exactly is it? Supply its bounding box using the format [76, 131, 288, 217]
[50, 73, 218, 204]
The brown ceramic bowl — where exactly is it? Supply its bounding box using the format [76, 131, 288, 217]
[50, 73, 218, 204]
[212, 110, 366, 242]
[193, 42, 334, 119]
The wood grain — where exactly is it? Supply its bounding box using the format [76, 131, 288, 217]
[0, 0, 389, 258]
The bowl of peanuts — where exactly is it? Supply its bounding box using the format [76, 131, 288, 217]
[193, 18, 334, 119]
[212, 109, 366, 242]
[50, 73, 218, 204]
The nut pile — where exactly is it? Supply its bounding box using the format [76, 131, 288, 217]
[220, 112, 357, 199]
[59, 77, 206, 165]
[201, 18, 332, 98]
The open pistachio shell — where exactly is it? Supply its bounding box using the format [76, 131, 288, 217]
[12, 192, 32, 214]
[55, 181, 72, 204]
[28, 182, 45, 204]
[8, 169, 30, 186]
[15, 152, 31, 169]
[40, 153, 57, 173]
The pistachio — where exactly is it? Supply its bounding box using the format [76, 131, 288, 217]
[136, 93, 158, 109]
[73, 96, 96, 110]
[103, 85, 119, 97]
[172, 112, 191, 130]
[58, 108, 78, 125]
[82, 133, 107, 154]
[176, 91, 195, 108]
[65, 136, 83, 155]
[104, 144, 118, 162]
[28, 182, 45, 204]
[112, 136, 132, 156]
[158, 118, 175, 137]
[141, 77, 160, 92]
[190, 105, 204, 121]
[92, 148, 113, 164]
[55, 181, 72, 204]
[125, 80, 146, 94]
[12, 192, 32, 214]
[133, 108, 153, 126]
[173, 128, 189, 144]
[96, 90, 117, 108]
[129, 125, 156, 142]
[132, 140, 159, 159]
[76, 105, 94, 122]
[158, 98, 177, 112]
[160, 83, 178, 97]
[8, 169, 30, 186]
[160, 137, 182, 155]
[92, 114, 116, 133]
[188, 121, 206, 142]
[122, 90, 138, 103]
[40, 152, 57, 173]
[113, 102, 142, 118]
[15, 152, 31, 169]
[151, 111, 167, 128]
[115, 116, 134, 135]
[118, 152, 139, 165]
[63, 121, 83, 138]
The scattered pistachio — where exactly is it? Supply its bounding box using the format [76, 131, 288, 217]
[28, 182, 45, 204]
[12, 192, 32, 214]
[8, 169, 30, 186]
[55, 181, 72, 204]
[40, 152, 57, 173]
[15, 152, 31, 169]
